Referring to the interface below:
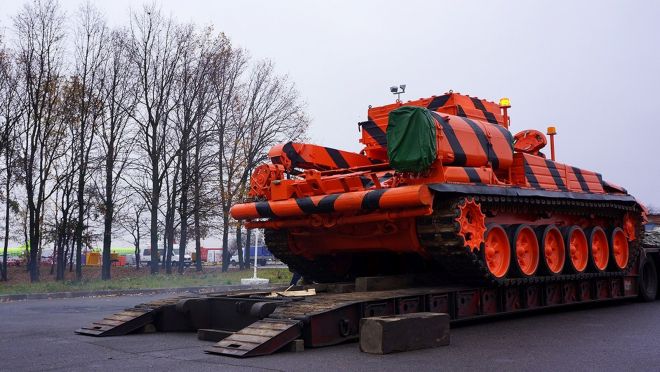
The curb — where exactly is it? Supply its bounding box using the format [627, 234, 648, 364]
[0, 283, 282, 303]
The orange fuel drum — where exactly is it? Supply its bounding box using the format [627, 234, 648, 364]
[231, 184, 432, 221]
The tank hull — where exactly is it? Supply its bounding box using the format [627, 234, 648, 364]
[261, 185, 644, 285]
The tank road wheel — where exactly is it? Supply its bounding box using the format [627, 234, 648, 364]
[639, 256, 658, 302]
[483, 223, 510, 278]
[562, 226, 588, 273]
[608, 227, 629, 270]
[584, 227, 609, 272]
[508, 224, 540, 278]
[535, 225, 565, 276]
[455, 198, 487, 252]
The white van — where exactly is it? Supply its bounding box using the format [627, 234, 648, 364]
[142, 247, 191, 267]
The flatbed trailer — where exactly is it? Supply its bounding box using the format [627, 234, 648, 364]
[76, 244, 660, 358]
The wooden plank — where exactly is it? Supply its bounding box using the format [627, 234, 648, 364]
[359, 312, 450, 354]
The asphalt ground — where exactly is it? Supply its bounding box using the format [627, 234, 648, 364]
[1, 290, 659, 372]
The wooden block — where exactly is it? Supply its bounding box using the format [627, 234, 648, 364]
[355, 275, 417, 292]
[287, 339, 305, 352]
[359, 312, 450, 354]
[138, 324, 156, 334]
[197, 328, 233, 342]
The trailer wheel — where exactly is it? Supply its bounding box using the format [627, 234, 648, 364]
[639, 256, 658, 302]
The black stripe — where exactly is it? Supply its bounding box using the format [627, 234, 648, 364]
[359, 176, 372, 188]
[482, 111, 498, 125]
[255, 202, 277, 218]
[361, 172, 393, 189]
[490, 123, 514, 152]
[360, 119, 388, 147]
[427, 94, 450, 111]
[361, 189, 387, 210]
[460, 117, 499, 169]
[464, 168, 483, 183]
[317, 194, 341, 213]
[325, 147, 350, 169]
[294, 194, 340, 214]
[456, 105, 467, 117]
[523, 156, 543, 189]
[282, 142, 307, 169]
[544, 160, 567, 191]
[601, 180, 628, 194]
[470, 97, 487, 111]
[571, 166, 590, 192]
[468, 97, 499, 125]
[370, 158, 384, 164]
[430, 112, 467, 166]
[295, 197, 318, 214]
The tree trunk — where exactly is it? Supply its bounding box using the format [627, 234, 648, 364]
[1, 173, 9, 281]
[150, 121, 159, 275]
[236, 224, 244, 270]
[221, 213, 230, 272]
[244, 229, 251, 269]
[102, 142, 114, 279]
[75, 170, 85, 280]
[193, 122, 202, 272]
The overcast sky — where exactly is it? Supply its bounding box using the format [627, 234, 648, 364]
[1, 1, 659, 226]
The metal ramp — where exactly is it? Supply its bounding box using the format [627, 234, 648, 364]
[205, 319, 302, 357]
[75, 296, 188, 337]
[75, 308, 154, 336]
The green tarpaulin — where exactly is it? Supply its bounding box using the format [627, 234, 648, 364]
[386, 106, 437, 172]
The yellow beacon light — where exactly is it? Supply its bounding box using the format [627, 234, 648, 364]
[499, 98, 511, 107]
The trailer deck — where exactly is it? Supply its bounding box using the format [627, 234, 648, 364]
[76, 268, 641, 358]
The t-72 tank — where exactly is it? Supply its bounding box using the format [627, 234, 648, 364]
[231, 92, 647, 285]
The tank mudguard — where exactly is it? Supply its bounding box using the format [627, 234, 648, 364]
[426, 183, 638, 204]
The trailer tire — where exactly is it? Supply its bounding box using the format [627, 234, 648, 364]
[639, 256, 658, 302]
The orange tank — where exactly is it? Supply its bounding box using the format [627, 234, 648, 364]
[231, 91, 646, 285]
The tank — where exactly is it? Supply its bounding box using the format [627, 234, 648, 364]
[231, 91, 647, 285]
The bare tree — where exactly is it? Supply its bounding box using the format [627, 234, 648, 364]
[93, 27, 138, 279]
[218, 59, 308, 272]
[51, 141, 77, 280]
[126, 4, 191, 274]
[208, 45, 247, 272]
[0, 36, 22, 281]
[172, 27, 227, 274]
[162, 150, 180, 274]
[68, 2, 108, 279]
[13, 0, 68, 282]
[115, 196, 148, 269]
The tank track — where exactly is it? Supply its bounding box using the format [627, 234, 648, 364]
[265, 194, 643, 285]
[416, 195, 642, 287]
[264, 228, 352, 283]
